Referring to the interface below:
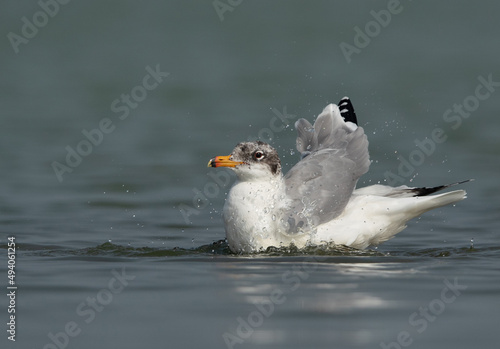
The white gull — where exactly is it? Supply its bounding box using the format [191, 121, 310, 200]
[208, 97, 468, 253]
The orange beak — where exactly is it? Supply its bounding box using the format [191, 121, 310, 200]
[207, 155, 245, 168]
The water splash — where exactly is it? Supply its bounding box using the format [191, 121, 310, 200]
[17, 240, 495, 259]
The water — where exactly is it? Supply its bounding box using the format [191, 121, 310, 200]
[1, 1, 499, 348]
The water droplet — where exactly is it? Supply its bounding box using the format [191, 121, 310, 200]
[272, 215, 276, 221]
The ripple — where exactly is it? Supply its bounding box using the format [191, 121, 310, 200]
[12, 240, 500, 260]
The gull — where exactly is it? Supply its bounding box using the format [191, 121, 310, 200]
[208, 97, 468, 253]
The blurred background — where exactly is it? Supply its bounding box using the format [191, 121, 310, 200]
[1, 1, 499, 348]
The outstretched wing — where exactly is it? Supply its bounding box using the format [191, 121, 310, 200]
[283, 97, 370, 233]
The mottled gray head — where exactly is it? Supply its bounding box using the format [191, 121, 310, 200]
[208, 141, 282, 180]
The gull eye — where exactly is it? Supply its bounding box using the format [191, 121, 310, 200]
[253, 151, 265, 160]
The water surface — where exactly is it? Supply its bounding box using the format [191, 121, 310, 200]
[1, 1, 499, 348]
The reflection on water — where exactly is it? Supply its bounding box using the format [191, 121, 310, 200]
[213, 258, 419, 347]
[8, 240, 500, 349]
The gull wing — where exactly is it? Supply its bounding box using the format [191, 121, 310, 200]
[283, 97, 370, 233]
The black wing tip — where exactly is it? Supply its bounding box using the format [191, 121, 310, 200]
[411, 179, 473, 197]
[338, 96, 358, 126]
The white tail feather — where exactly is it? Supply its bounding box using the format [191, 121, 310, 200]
[314, 189, 467, 249]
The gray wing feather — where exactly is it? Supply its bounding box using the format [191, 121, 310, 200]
[283, 103, 370, 233]
[295, 118, 315, 157]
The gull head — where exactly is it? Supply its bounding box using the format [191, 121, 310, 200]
[208, 141, 282, 181]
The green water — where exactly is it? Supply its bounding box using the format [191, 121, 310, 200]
[1, 1, 499, 348]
